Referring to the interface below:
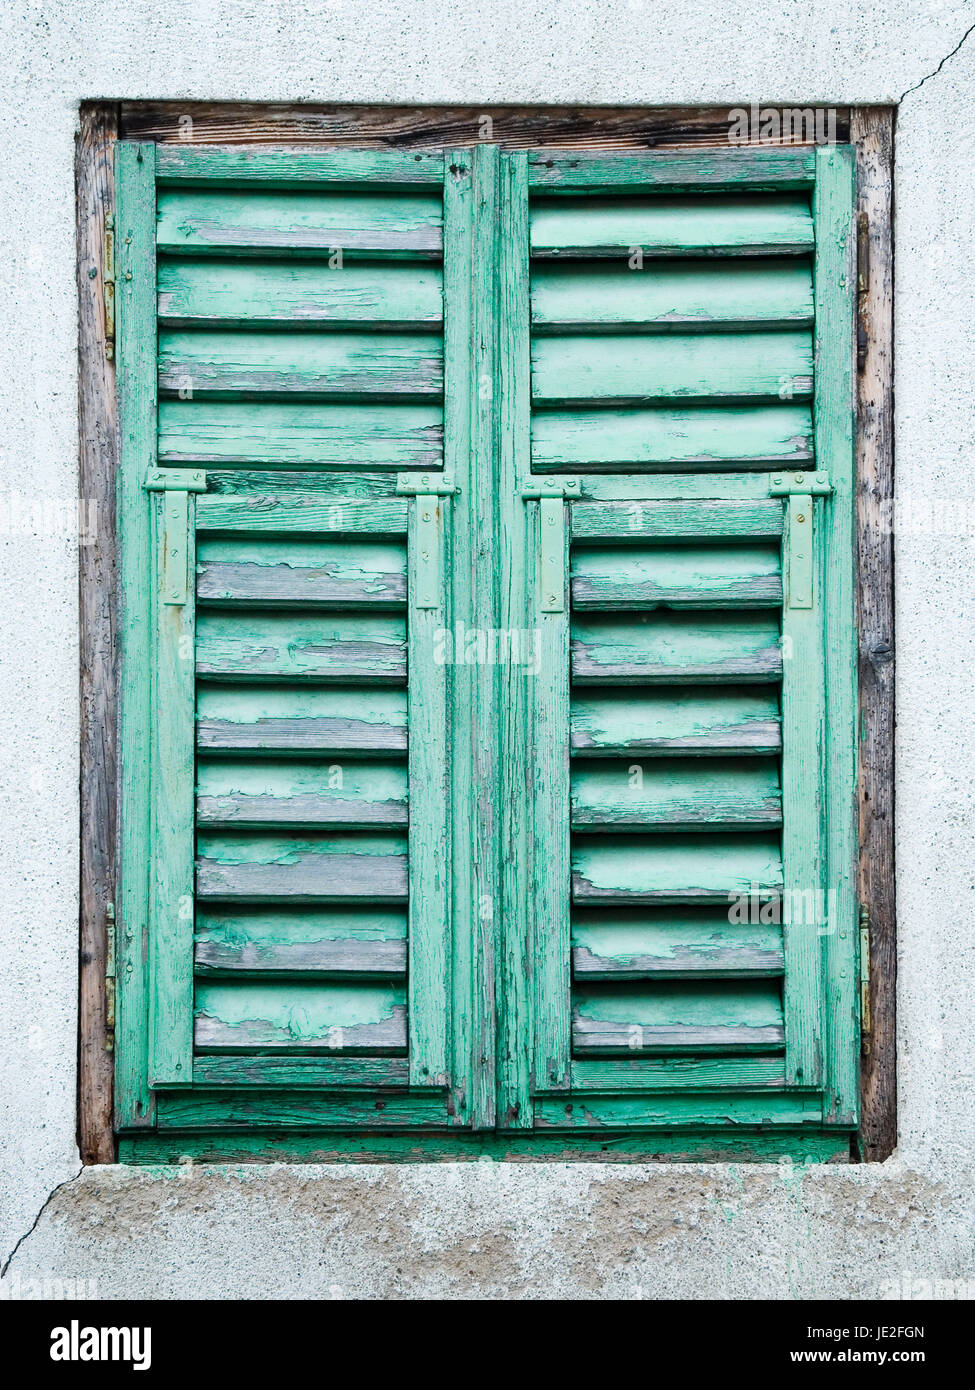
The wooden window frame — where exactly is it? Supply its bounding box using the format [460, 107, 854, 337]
[77, 101, 894, 1164]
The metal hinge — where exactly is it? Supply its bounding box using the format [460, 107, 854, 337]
[105, 901, 116, 1053]
[103, 212, 115, 360]
[769, 472, 833, 610]
[768, 471, 833, 497]
[538, 496, 566, 612]
[521, 477, 582, 499]
[859, 904, 871, 1057]
[396, 471, 458, 496]
[144, 468, 207, 605]
[857, 211, 870, 375]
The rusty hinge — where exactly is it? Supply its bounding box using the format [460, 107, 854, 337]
[103, 212, 115, 360]
[859, 904, 871, 1057]
[105, 901, 116, 1052]
[856, 210, 869, 375]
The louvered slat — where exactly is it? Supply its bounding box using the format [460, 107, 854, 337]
[196, 832, 409, 903]
[196, 686, 408, 754]
[196, 537, 407, 608]
[570, 690, 781, 756]
[532, 331, 812, 405]
[159, 331, 444, 398]
[531, 259, 813, 332]
[195, 980, 408, 1053]
[157, 189, 443, 257]
[570, 543, 782, 609]
[571, 909, 783, 979]
[530, 194, 814, 258]
[571, 611, 783, 683]
[195, 908, 407, 978]
[570, 757, 781, 829]
[196, 759, 409, 829]
[571, 979, 785, 1054]
[158, 259, 444, 328]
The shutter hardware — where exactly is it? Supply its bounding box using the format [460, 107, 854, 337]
[857, 210, 870, 375]
[396, 472, 458, 495]
[105, 902, 116, 1053]
[769, 471, 833, 610]
[860, 904, 871, 1057]
[103, 213, 115, 360]
[144, 468, 207, 605]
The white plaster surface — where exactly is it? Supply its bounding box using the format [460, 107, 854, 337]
[1, 0, 974, 1298]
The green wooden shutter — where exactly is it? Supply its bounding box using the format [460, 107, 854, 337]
[115, 145, 466, 1146]
[508, 146, 858, 1153]
[115, 141, 858, 1162]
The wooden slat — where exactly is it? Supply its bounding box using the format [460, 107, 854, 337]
[530, 195, 814, 258]
[570, 543, 782, 609]
[206, 469, 400, 499]
[570, 689, 781, 756]
[196, 612, 407, 682]
[531, 404, 812, 471]
[155, 145, 445, 187]
[571, 611, 783, 683]
[159, 331, 443, 398]
[156, 1092, 448, 1129]
[196, 832, 409, 902]
[532, 331, 812, 405]
[570, 757, 781, 829]
[571, 909, 783, 978]
[196, 685, 408, 753]
[158, 259, 444, 328]
[194, 907, 407, 977]
[571, 980, 785, 1054]
[570, 498, 783, 541]
[572, 832, 783, 904]
[197, 758, 408, 828]
[196, 537, 407, 607]
[569, 1056, 787, 1090]
[157, 189, 443, 256]
[535, 1094, 817, 1128]
[194, 980, 407, 1052]
[531, 259, 813, 332]
[195, 494, 409, 534]
[159, 400, 443, 469]
[527, 148, 817, 191]
[191, 1055, 410, 1087]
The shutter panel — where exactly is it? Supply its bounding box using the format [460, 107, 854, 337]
[115, 139, 858, 1160]
[515, 146, 858, 1145]
[115, 145, 463, 1145]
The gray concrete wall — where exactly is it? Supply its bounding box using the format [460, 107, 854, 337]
[1, 0, 973, 1300]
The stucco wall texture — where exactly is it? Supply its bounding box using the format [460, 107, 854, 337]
[1, 0, 974, 1300]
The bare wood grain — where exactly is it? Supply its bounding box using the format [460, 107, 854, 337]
[120, 103, 849, 150]
[77, 101, 120, 1164]
[852, 107, 895, 1162]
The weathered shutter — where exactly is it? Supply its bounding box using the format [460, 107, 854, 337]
[513, 148, 858, 1154]
[115, 140, 858, 1161]
[115, 145, 467, 1152]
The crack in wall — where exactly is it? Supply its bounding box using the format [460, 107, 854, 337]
[1, 1166, 85, 1278]
[901, 18, 975, 100]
